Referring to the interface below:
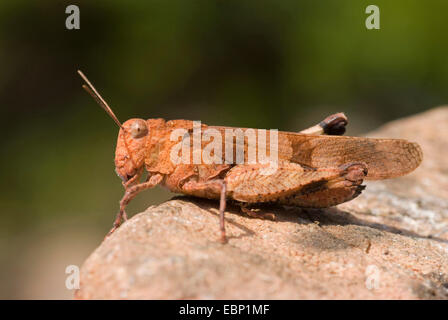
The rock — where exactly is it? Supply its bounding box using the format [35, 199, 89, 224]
[75, 107, 448, 300]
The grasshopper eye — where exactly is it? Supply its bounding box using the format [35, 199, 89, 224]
[130, 120, 148, 138]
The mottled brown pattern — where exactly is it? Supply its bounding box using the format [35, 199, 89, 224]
[110, 115, 421, 239]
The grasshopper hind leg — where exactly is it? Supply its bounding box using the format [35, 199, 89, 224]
[277, 163, 367, 208]
[225, 161, 367, 208]
[279, 184, 366, 208]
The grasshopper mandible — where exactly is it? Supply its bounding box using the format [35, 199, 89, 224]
[78, 70, 422, 243]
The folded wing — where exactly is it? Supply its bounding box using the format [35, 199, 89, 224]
[210, 126, 423, 180]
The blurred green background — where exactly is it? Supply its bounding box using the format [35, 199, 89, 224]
[1, 0, 447, 298]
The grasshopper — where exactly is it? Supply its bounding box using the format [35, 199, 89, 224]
[78, 71, 423, 243]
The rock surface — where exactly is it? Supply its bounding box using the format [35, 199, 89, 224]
[75, 107, 448, 299]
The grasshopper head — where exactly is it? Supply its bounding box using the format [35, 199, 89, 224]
[115, 118, 150, 183]
[77, 71, 151, 184]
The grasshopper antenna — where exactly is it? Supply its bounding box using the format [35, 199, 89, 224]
[77, 70, 124, 130]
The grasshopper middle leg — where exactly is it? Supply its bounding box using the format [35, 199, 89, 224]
[181, 179, 228, 243]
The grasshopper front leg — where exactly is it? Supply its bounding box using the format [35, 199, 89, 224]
[107, 173, 163, 237]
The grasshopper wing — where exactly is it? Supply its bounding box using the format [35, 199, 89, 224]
[211, 126, 422, 180]
[278, 132, 422, 180]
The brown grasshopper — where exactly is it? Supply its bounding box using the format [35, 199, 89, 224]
[78, 70, 423, 243]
